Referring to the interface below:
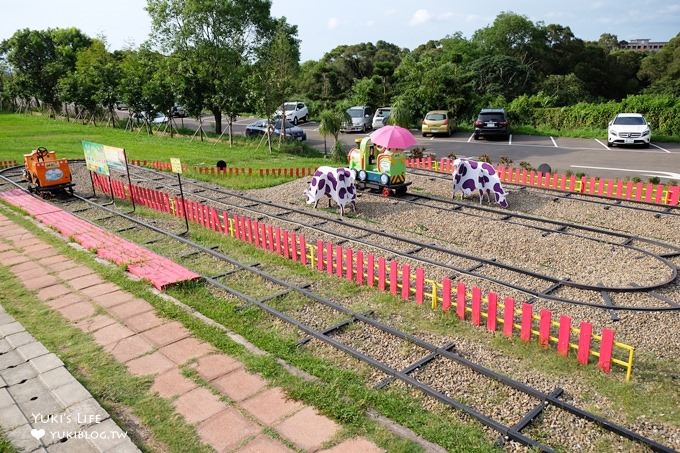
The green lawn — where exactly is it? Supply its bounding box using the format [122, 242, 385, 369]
[0, 113, 328, 169]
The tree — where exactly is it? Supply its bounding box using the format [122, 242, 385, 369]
[146, 0, 274, 135]
[597, 33, 620, 54]
[251, 18, 300, 151]
[538, 74, 589, 106]
[472, 12, 545, 67]
[638, 32, 680, 96]
[0, 28, 91, 115]
[318, 109, 344, 157]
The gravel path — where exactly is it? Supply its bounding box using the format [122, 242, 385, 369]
[59, 163, 680, 451]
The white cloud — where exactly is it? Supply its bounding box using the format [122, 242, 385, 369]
[439, 11, 454, 20]
[366, 19, 375, 26]
[327, 17, 338, 30]
[409, 9, 432, 26]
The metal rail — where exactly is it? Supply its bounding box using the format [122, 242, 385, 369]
[406, 166, 680, 218]
[112, 164, 680, 312]
[0, 171, 674, 451]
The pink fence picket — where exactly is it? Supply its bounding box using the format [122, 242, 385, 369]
[335, 246, 343, 277]
[401, 264, 410, 301]
[367, 254, 375, 287]
[378, 257, 386, 291]
[415, 268, 424, 305]
[346, 248, 353, 281]
[577, 322, 593, 365]
[317, 240, 324, 271]
[487, 292, 497, 332]
[471, 287, 481, 326]
[326, 242, 333, 274]
[520, 304, 533, 342]
[598, 328, 615, 373]
[442, 277, 451, 312]
[456, 282, 466, 320]
[356, 250, 364, 285]
[299, 235, 307, 266]
[389, 261, 398, 296]
[557, 316, 571, 356]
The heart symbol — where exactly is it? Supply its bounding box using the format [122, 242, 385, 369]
[30, 428, 45, 440]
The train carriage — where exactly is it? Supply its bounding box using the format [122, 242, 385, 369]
[23, 147, 74, 195]
[348, 137, 411, 196]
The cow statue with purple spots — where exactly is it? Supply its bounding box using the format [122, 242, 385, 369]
[304, 166, 357, 216]
[452, 158, 508, 208]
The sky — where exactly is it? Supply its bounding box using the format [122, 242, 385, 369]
[1, 0, 678, 62]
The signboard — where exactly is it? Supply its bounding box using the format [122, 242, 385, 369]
[82, 141, 109, 176]
[103, 145, 127, 174]
[171, 158, 183, 174]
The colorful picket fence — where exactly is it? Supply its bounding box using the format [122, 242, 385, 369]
[129, 160, 316, 178]
[405, 156, 680, 207]
[90, 172, 636, 380]
[0, 160, 18, 169]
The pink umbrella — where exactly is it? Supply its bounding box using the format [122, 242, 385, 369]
[369, 125, 417, 149]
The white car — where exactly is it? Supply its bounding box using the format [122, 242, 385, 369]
[372, 107, 391, 129]
[607, 113, 651, 147]
[276, 101, 308, 125]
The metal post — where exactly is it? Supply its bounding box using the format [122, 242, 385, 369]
[89, 170, 97, 197]
[177, 172, 189, 235]
[123, 150, 136, 213]
[103, 175, 115, 206]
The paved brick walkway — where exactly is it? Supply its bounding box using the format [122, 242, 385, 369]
[0, 217, 138, 453]
[0, 212, 384, 452]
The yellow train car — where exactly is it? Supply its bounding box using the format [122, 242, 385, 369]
[23, 147, 74, 195]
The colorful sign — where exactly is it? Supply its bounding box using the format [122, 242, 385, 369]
[82, 141, 109, 176]
[103, 145, 127, 173]
[82, 141, 128, 175]
[171, 158, 183, 174]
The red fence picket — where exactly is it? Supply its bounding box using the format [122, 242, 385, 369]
[577, 322, 592, 365]
[456, 282, 466, 320]
[415, 268, 424, 305]
[471, 287, 481, 326]
[598, 328, 615, 373]
[539, 309, 551, 347]
[401, 264, 410, 301]
[487, 292, 497, 332]
[442, 277, 451, 312]
[520, 303, 532, 342]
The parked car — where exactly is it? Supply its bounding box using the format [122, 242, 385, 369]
[275, 102, 308, 125]
[171, 105, 187, 118]
[473, 108, 509, 140]
[151, 112, 169, 125]
[422, 110, 455, 137]
[607, 113, 651, 147]
[244, 119, 306, 141]
[341, 106, 373, 133]
[372, 107, 391, 129]
[115, 101, 128, 110]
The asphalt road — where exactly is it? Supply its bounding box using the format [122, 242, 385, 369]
[121, 111, 680, 183]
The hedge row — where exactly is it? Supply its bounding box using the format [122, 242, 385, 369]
[526, 95, 680, 136]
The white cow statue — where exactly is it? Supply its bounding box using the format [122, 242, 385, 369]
[452, 158, 508, 208]
[304, 166, 357, 215]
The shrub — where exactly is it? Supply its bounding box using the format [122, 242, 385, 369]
[519, 161, 534, 171]
[498, 155, 513, 166]
[477, 154, 492, 163]
[648, 176, 661, 184]
[447, 153, 457, 160]
[632, 176, 642, 183]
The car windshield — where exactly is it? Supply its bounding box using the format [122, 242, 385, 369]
[614, 116, 645, 125]
[479, 113, 505, 121]
[426, 113, 446, 121]
[376, 109, 390, 117]
[348, 109, 364, 118]
[274, 120, 295, 129]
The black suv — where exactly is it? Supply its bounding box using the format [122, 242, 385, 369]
[473, 108, 509, 140]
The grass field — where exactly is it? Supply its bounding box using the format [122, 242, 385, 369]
[0, 113, 328, 170]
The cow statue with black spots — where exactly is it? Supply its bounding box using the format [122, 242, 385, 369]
[452, 158, 508, 208]
[304, 166, 357, 216]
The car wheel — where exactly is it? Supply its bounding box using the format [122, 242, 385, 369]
[473, 134, 480, 140]
[362, 124, 366, 133]
[423, 132, 429, 137]
[644, 142, 650, 148]
[293, 117, 298, 125]
[302, 115, 307, 123]
[607, 141, 613, 148]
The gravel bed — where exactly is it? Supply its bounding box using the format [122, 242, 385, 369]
[58, 163, 680, 450]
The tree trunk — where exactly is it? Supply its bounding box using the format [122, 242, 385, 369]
[228, 118, 233, 147]
[212, 108, 222, 135]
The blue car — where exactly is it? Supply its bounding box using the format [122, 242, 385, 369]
[245, 119, 306, 141]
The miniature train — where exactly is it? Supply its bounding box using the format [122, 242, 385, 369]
[347, 137, 411, 196]
[22, 147, 74, 195]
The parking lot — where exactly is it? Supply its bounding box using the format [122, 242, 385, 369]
[116, 110, 680, 182]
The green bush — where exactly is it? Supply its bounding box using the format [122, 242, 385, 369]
[533, 95, 680, 136]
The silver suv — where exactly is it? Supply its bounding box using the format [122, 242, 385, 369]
[341, 106, 373, 133]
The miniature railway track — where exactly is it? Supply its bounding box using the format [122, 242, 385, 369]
[406, 166, 680, 218]
[79, 163, 680, 313]
[0, 170, 674, 452]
